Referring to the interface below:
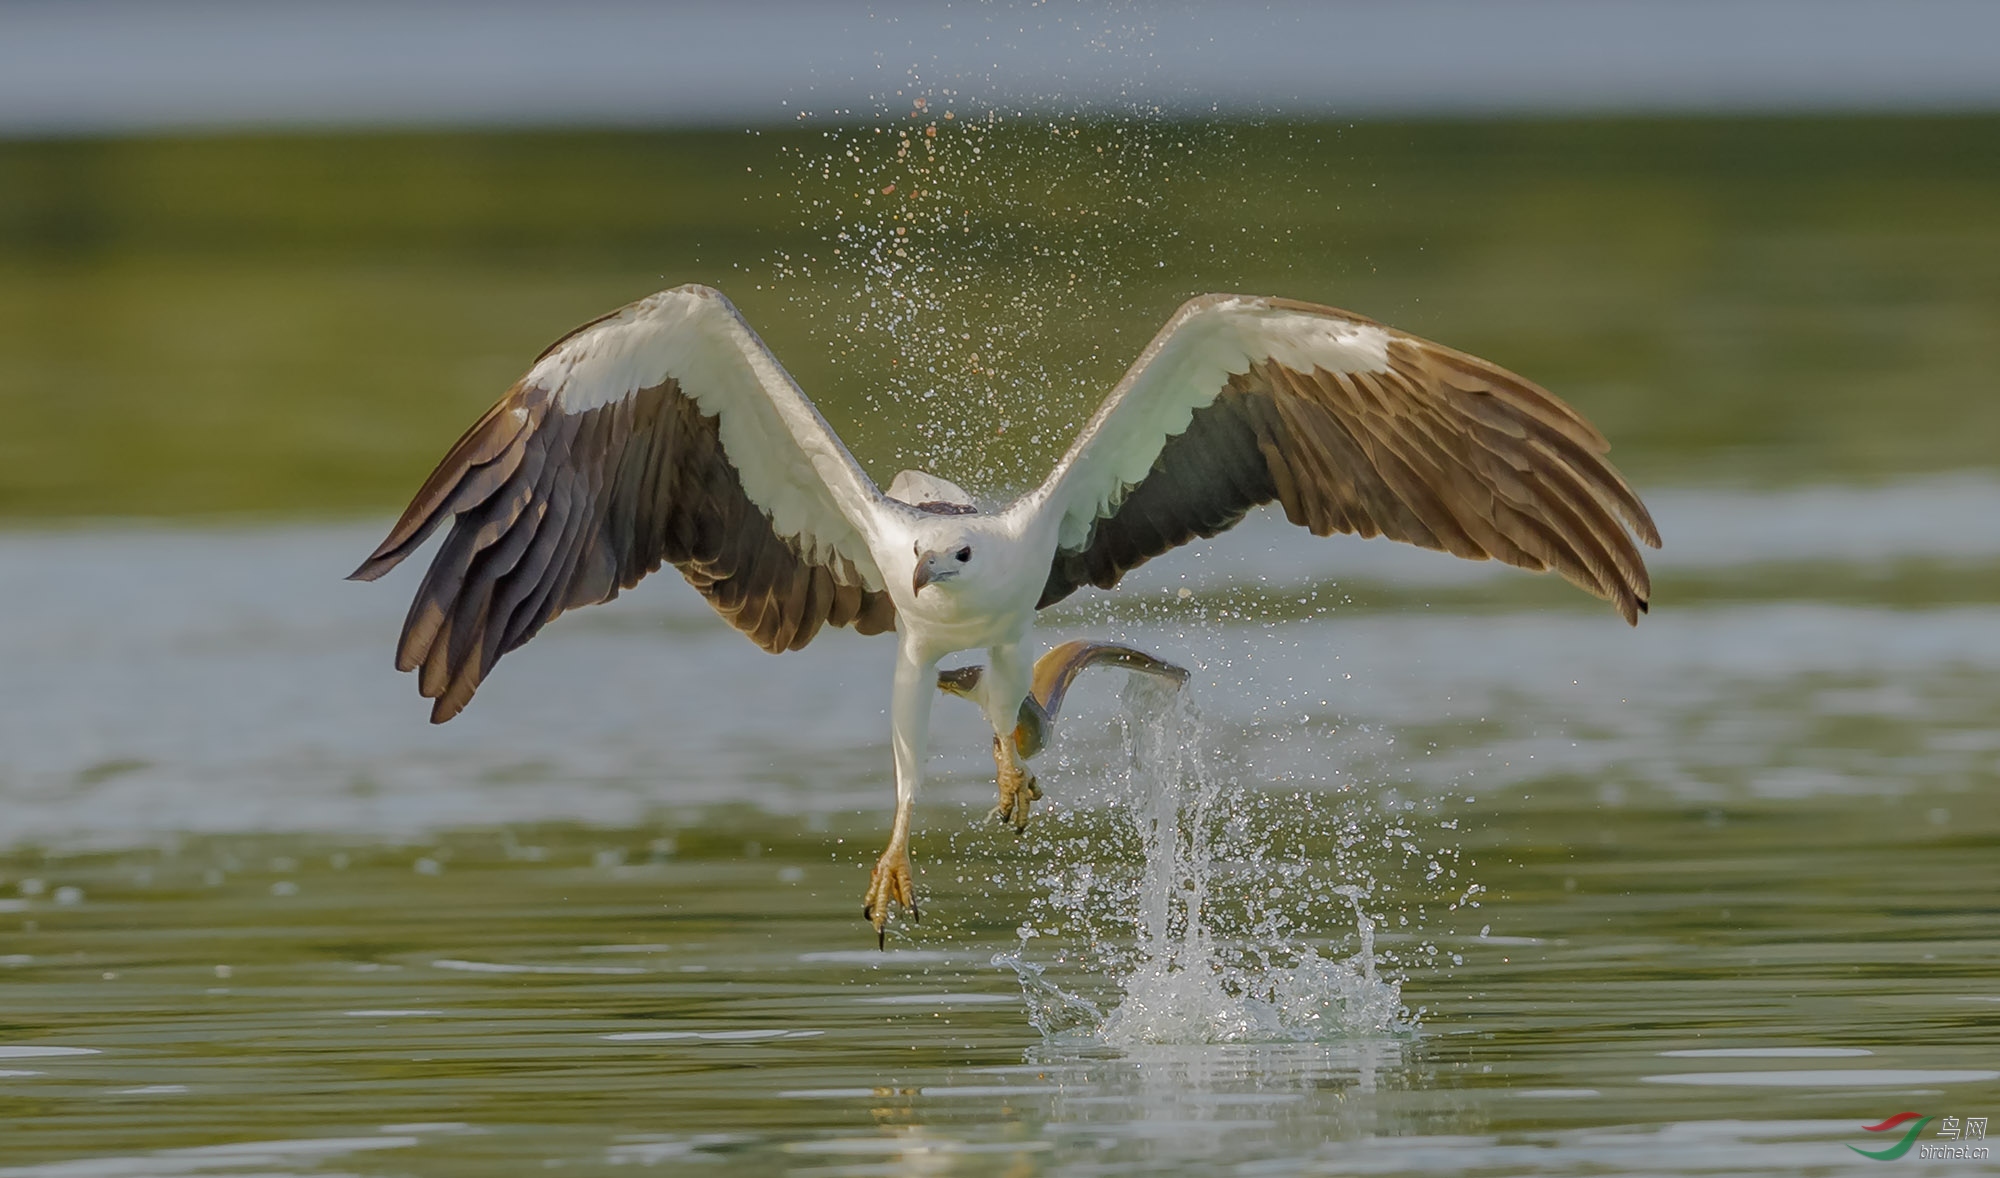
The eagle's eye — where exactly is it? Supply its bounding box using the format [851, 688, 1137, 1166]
[955, 547, 972, 562]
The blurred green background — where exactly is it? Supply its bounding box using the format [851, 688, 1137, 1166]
[2, 115, 1994, 522]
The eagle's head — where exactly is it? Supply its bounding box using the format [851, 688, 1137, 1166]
[891, 469, 986, 596]
[912, 536, 976, 594]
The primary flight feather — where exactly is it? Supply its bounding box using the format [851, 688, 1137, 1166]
[353, 285, 1659, 941]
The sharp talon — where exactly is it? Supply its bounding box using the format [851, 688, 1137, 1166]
[911, 903, 921, 923]
[863, 843, 915, 942]
[992, 743, 1043, 831]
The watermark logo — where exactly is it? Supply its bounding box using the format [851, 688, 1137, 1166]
[1850, 1113, 1933, 1160]
[1850, 1112, 1989, 1161]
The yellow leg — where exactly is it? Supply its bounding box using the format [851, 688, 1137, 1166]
[864, 639, 930, 946]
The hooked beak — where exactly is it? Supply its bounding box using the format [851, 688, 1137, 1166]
[912, 551, 957, 595]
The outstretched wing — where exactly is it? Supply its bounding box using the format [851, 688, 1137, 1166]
[1023, 294, 1661, 620]
[352, 285, 896, 722]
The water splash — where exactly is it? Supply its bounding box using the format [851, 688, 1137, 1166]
[770, 107, 1230, 488]
[761, 7, 1321, 493]
[997, 673, 1417, 1045]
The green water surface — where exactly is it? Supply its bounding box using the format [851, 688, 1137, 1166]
[2, 117, 1999, 1175]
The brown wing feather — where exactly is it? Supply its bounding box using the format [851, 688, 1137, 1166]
[352, 378, 895, 723]
[1040, 317, 1660, 621]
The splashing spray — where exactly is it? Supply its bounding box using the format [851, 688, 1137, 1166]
[998, 672, 1415, 1045]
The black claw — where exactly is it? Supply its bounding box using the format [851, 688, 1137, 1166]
[877, 929, 886, 950]
[863, 904, 873, 921]
[911, 903, 921, 924]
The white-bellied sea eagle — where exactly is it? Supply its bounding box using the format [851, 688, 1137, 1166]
[351, 285, 1660, 942]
